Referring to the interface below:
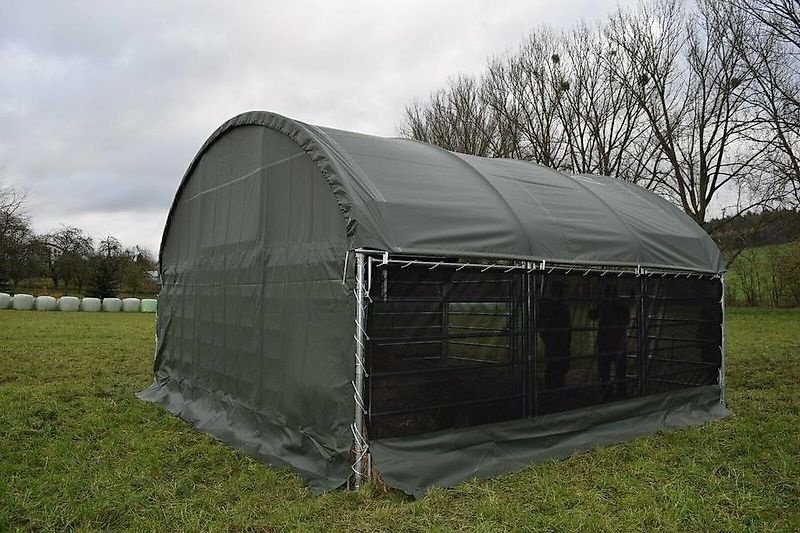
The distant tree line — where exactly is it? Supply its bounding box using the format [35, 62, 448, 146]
[711, 207, 800, 310]
[401, 0, 799, 249]
[0, 181, 157, 298]
[707, 208, 800, 250]
[727, 241, 800, 307]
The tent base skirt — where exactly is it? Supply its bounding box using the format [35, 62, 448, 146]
[370, 385, 728, 498]
[136, 376, 352, 494]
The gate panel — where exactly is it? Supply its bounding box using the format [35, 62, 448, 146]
[366, 264, 525, 439]
[533, 272, 641, 415]
[643, 276, 722, 394]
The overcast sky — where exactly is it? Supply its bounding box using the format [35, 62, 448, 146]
[1, 0, 632, 255]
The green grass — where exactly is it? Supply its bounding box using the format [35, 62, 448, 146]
[1, 308, 798, 532]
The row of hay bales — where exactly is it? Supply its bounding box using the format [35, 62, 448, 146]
[0, 293, 156, 313]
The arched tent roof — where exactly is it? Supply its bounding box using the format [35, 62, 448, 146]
[163, 111, 723, 274]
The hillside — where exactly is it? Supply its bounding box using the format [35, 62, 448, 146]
[707, 209, 800, 252]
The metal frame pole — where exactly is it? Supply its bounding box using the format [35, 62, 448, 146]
[638, 270, 647, 396]
[441, 276, 449, 364]
[153, 309, 159, 363]
[521, 263, 531, 417]
[531, 270, 539, 417]
[352, 252, 369, 488]
[719, 274, 726, 406]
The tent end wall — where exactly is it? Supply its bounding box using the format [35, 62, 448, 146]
[150, 123, 356, 495]
[137, 376, 352, 494]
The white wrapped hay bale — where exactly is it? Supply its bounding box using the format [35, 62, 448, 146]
[0, 292, 10, 309]
[102, 297, 122, 312]
[140, 299, 157, 313]
[122, 298, 141, 312]
[12, 293, 34, 310]
[35, 296, 57, 311]
[80, 297, 102, 312]
[58, 296, 81, 312]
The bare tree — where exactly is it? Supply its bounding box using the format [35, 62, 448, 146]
[400, 74, 499, 156]
[401, 0, 794, 232]
[44, 226, 94, 290]
[605, 0, 771, 225]
[486, 28, 573, 168]
[733, 0, 800, 208]
[404, 24, 664, 182]
[97, 235, 122, 259]
[741, 0, 800, 53]
[119, 245, 158, 295]
[0, 181, 29, 255]
[0, 180, 35, 288]
[558, 23, 654, 182]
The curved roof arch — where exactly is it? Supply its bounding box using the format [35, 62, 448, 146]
[162, 111, 723, 273]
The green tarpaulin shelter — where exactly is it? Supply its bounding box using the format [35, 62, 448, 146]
[138, 110, 728, 497]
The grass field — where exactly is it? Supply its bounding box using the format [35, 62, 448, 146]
[1, 309, 798, 532]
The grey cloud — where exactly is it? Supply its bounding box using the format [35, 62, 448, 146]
[1, 0, 631, 255]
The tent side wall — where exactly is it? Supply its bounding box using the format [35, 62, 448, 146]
[138, 125, 355, 492]
[371, 383, 726, 497]
[361, 254, 728, 497]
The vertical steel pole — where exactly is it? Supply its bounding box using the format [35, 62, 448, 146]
[638, 272, 647, 396]
[531, 271, 539, 417]
[153, 312, 159, 363]
[441, 276, 449, 364]
[352, 252, 368, 488]
[719, 274, 726, 406]
[521, 264, 531, 417]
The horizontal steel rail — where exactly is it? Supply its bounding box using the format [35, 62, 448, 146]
[370, 393, 525, 418]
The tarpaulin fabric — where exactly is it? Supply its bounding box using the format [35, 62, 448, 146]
[157, 111, 724, 274]
[139, 125, 356, 492]
[371, 385, 728, 498]
[140, 110, 726, 495]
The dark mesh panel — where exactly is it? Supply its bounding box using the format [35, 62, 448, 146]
[535, 273, 640, 415]
[365, 261, 722, 440]
[644, 277, 722, 394]
[367, 265, 525, 439]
